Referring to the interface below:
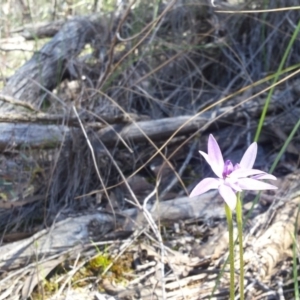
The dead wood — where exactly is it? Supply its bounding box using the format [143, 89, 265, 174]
[0, 191, 220, 270]
[0, 112, 72, 124]
[1, 15, 107, 113]
[243, 172, 300, 281]
[0, 212, 120, 271]
[0, 191, 221, 298]
[0, 115, 211, 150]
[11, 20, 65, 40]
[0, 123, 70, 149]
[125, 190, 223, 224]
[96, 115, 211, 145]
[0, 106, 294, 150]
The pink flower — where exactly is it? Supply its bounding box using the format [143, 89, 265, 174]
[190, 134, 277, 210]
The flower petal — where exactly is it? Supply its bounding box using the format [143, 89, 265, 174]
[190, 177, 220, 198]
[252, 173, 277, 180]
[207, 134, 224, 178]
[239, 142, 257, 169]
[199, 150, 211, 166]
[237, 178, 278, 190]
[230, 168, 265, 179]
[219, 184, 237, 210]
[225, 178, 243, 192]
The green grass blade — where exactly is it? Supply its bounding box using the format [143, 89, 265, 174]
[254, 18, 300, 142]
[269, 118, 300, 174]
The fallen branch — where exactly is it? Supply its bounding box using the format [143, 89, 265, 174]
[0, 115, 211, 149]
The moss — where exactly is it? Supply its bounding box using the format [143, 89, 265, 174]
[86, 252, 133, 283]
[31, 251, 134, 298]
[42, 279, 59, 293]
[89, 253, 112, 272]
[31, 278, 59, 299]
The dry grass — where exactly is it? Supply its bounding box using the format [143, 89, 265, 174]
[0, 0, 300, 299]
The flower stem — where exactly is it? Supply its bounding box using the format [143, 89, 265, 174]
[236, 192, 244, 300]
[225, 203, 235, 300]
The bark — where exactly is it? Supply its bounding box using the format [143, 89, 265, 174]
[13, 20, 65, 40]
[1, 15, 106, 112]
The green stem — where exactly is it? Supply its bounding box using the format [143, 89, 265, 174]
[236, 192, 244, 300]
[225, 203, 235, 300]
